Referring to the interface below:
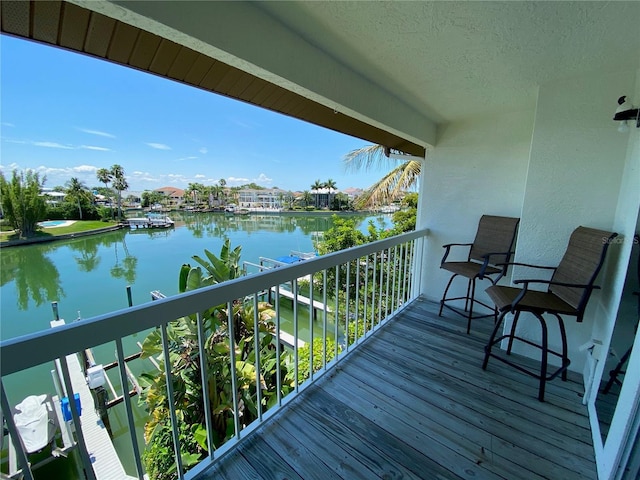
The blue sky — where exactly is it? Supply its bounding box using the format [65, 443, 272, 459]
[1, 35, 388, 193]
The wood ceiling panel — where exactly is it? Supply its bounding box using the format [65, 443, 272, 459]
[107, 21, 138, 64]
[213, 67, 246, 95]
[1, 1, 31, 38]
[166, 46, 199, 81]
[59, 2, 90, 50]
[275, 92, 304, 116]
[128, 30, 161, 70]
[239, 78, 269, 103]
[84, 13, 115, 56]
[199, 61, 231, 91]
[248, 83, 280, 106]
[267, 91, 298, 113]
[32, 1, 61, 44]
[258, 87, 288, 110]
[149, 39, 181, 76]
[183, 54, 215, 86]
[224, 71, 256, 98]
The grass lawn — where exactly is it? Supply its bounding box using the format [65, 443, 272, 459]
[0, 220, 119, 243]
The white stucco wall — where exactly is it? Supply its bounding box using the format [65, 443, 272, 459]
[417, 108, 534, 306]
[506, 70, 635, 377]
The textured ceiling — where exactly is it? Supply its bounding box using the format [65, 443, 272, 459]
[259, 1, 640, 122]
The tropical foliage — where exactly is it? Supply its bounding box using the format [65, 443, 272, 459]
[0, 170, 48, 238]
[139, 240, 288, 480]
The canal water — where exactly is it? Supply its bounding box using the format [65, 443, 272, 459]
[0, 211, 390, 478]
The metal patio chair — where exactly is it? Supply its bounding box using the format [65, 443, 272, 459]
[482, 226, 618, 401]
[439, 215, 520, 333]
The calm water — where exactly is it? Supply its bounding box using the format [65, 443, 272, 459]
[0, 211, 389, 478]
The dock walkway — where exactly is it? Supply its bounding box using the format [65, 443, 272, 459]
[51, 317, 137, 480]
[60, 352, 137, 480]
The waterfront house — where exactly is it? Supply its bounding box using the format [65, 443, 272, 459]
[237, 188, 288, 211]
[153, 186, 184, 209]
[1, 2, 638, 480]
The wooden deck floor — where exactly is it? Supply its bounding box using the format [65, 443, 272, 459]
[197, 298, 596, 480]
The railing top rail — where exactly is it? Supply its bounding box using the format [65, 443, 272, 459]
[1, 229, 428, 375]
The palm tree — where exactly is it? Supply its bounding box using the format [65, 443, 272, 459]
[310, 179, 324, 208]
[65, 177, 91, 219]
[302, 190, 313, 207]
[96, 167, 114, 218]
[344, 145, 422, 208]
[110, 164, 128, 221]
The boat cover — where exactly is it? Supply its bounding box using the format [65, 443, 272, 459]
[13, 395, 54, 453]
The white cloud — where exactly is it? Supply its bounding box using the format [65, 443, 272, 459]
[1, 122, 15, 127]
[80, 145, 111, 151]
[227, 176, 249, 186]
[73, 165, 98, 173]
[78, 128, 115, 138]
[33, 141, 74, 149]
[194, 174, 206, 178]
[199, 147, 208, 154]
[177, 156, 198, 161]
[255, 173, 273, 184]
[146, 142, 171, 150]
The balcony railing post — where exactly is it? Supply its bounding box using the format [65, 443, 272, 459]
[252, 294, 263, 421]
[334, 265, 339, 358]
[196, 312, 215, 457]
[385, 247, 392, 319]
[371, 254, 377, 330]
[115, 338, 144, 478]
[322, 270, 328, 369]
[355, 257, 361, 342]
[275, 285, 282, 407]
[293, 279, 299, 392]
[345, 261, 351, 351]
[160, 322, 184, 479]
[226, 300, 241, 439]
[308, 279, 314, 381]
[377, 251, 385, 326]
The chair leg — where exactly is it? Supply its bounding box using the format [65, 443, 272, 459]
[464, 278, 473, 312]
[466, 278, 477, 334]
[506, 310, 521, 355]
[556, 314, 569, 382]
[535, 312, 549, 402]
[439, 274, 458, 317]
[483, 310, 507, 370]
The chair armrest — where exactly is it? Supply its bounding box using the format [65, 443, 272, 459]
[477, 251, 514, 279]
[494, 262, 557, 271]
[508, 279, 600, 312]
[514, 278, 600, 290]
[440, 243, 473, 265]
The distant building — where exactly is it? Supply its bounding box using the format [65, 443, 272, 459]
[154, 186, 185, 207]
[237, 188, 288, 210]
[311, 187, 337, 209]
[40, 187, 66, 205]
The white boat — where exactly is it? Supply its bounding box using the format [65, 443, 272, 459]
[13, 395, 56, 454]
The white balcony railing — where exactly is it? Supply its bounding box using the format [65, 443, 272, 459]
[0, 229, 428, 480]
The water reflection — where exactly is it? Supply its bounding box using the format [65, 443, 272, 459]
[0, 243, 65, 310]
[1, 212, 388, 318]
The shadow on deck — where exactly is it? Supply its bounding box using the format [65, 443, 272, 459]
[197, 298, 595, 480]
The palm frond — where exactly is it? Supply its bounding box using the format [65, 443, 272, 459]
[344, 145, 396, 172]
[355, 160, 421, 208]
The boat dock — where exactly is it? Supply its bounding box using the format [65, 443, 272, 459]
[51, 319, 138, 480]
[268, 287, 332, 320]
[127, 214, 174, 229]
